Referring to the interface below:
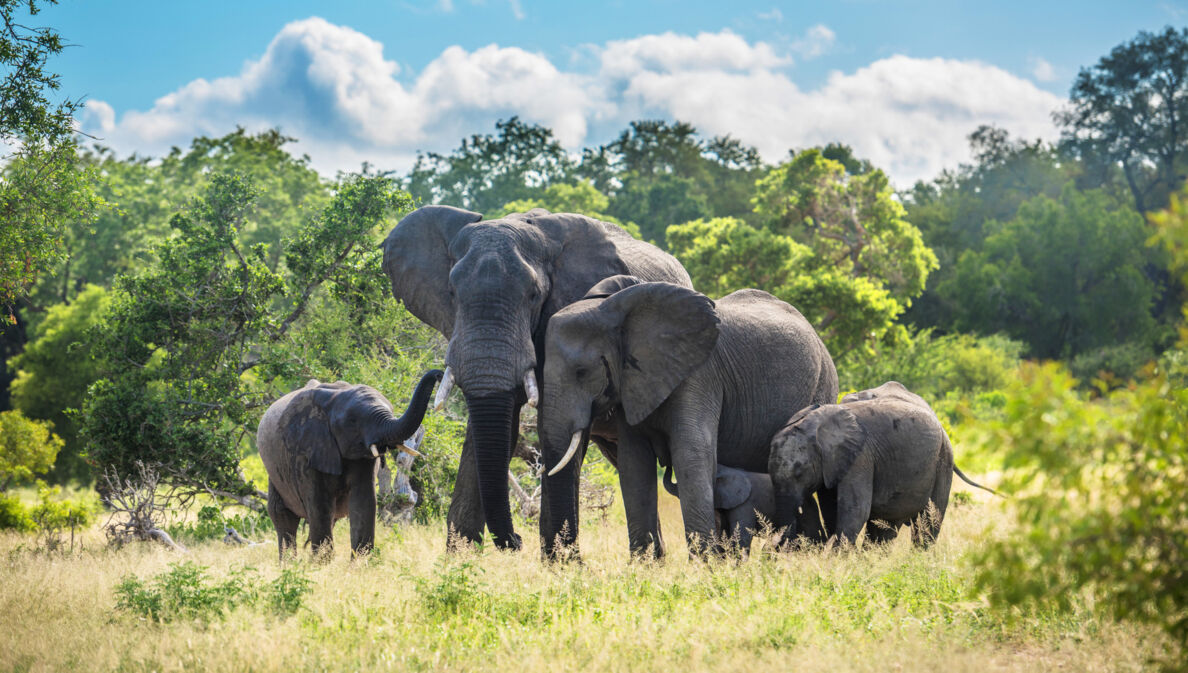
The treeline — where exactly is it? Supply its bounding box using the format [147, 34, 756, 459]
[2, 24, 1188, 496]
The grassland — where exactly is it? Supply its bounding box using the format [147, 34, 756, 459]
[0, 484, 1168, 673]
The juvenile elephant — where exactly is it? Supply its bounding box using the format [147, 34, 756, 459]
[540, 275, 837, 558]
[664, 464, 774, 553]
[257, 370, 442, 559]
[768, 381, 995, 547]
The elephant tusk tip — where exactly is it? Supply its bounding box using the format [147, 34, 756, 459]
[399, 445, 424, 458]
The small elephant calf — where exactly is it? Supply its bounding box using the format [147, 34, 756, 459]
[664, 464, 774, 553]
[769, 381, 994, 547]
[257, 370, 442, 559]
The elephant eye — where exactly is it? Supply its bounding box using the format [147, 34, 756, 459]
[574, 367, 588, 380]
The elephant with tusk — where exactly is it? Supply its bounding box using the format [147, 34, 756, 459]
[257, 370, 442, 560]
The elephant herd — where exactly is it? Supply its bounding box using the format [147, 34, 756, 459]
[257, 206, 994, 561]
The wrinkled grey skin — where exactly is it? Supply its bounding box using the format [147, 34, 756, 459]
[540, 276, 838, 558]
[383, 206, 691, 551]
[257, 371, 442, 559]
[664, 464, 773, 553]
[769, 381, 992, 547]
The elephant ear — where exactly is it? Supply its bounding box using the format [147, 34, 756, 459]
[601, 282, 719, 425]
[817, 407, 866, 489]
[280, 390, 343, 476]
[381, 205, 482, 338]
[714, 467, 752, 511]
[583, 274, 643, 300]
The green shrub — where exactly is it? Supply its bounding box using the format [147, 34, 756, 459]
[166, 504, 273, 543]
[0, 493, 34, 531]
[29, 484, 98, 552]
[115, 561, 311, 622]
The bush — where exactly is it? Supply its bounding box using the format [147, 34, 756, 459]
[165, 504, 273, 543]
[971, 362, 1188, 668]
[115, 561, 311, 622]
[29, 484, 98, 552]
[0, 493, 34, 531]
[0, 410, 63, 491]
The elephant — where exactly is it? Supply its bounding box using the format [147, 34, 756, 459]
[768, 381, 996, 548]
[539, 275, 838, 558]
[257, 370, 442, 559]
[382, 206, 692, 551]
[664, 464, 774, 553]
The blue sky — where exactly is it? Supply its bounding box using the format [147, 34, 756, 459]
[41, 0, 1188, 185]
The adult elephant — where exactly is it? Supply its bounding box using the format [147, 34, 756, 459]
[540, 276, 838, 558]
[382, 206, 692, 550]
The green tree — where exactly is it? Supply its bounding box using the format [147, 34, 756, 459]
[0, 0, 101, 321]
[7, 285, 109, 482]
[666, 217, 904, 356]
[939, 185, 1158, 364]
[1059, 26, 1188, 213]
[80, 172, 412, 495]
[904, 127, 1083, 332]
[405, 117, 573, 217]
[0, 409, 62, 491]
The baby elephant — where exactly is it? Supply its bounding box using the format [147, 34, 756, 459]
[257, 370, 442, 559]
[664, 464, 774, 553]
[769, 381, 994, 547]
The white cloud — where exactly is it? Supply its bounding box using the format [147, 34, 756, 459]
[790, 24, 835, 59]
[508, 0, 524, 20]
[758, 8, 783, 23]
[81, 20, 1062, 187]
[1031, 56, 1056, 82]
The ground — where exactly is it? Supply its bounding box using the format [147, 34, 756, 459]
[0, 482, 1168, 672]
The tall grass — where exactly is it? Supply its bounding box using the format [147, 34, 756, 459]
[0, 485, 1165, 672]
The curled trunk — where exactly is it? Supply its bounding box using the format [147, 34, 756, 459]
[379, 370, 443, 447]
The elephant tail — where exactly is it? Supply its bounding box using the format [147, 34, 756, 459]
[953, 464, 999, 496]
[662, 464, 679, 497]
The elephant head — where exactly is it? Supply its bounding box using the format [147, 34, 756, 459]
[768, 404, 866, 541]
[538, 276, 719, 548]
[382, 208, 681, 549]
[298, 370, 444, 474]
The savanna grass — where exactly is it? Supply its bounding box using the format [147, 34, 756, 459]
[0, 485, 1166, 672]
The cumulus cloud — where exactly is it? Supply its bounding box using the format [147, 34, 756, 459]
[80, 19, 1062, 186]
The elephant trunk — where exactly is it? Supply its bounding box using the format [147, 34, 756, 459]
[379, 369, 443, 448]
[466, 391, 522, 550]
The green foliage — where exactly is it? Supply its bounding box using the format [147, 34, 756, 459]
[666, 216, 907, 356]
[0, 409, 62, 490]
[29, 482, 97, 552]
[0, 492, 33, 531]
[499, 180, 643, 238]
[165, 504, 273, 543]
[7, 285, 109, 481]
[415, 560, 485, 618]
[80, 171, 413, 494]
[971, 362, 1188, 663]
[406, 117, 573, 217]
[940, 184, 1158, 361]
[1059, 26, 1188, 213]
[115, 561, 310, 622]
[0, 0, 102, 319]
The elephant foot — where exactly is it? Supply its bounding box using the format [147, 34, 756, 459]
[492, 530, 523, 551]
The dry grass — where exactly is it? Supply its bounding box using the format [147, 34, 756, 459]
[0, 483, 1166, 673]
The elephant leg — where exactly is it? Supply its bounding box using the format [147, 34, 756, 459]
[347, 459, 378, 557]
[445, 422, 485, 551]
[307, 474, 337, 559]
[267, 482, 299, 562]
[727, 507, 759, 554]
[795, 494, 827, 544]
[834, 473, 874, 547]
[669, 421, 720, 558]
[617, 430, 663, 559]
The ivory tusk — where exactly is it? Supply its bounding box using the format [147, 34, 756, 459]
[547, 431, 583, 476]
[434, 366, 454, 411]
[524, 370, 539, 408]
[398, 444, 424, 458]
[370, 444, 380, 458]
